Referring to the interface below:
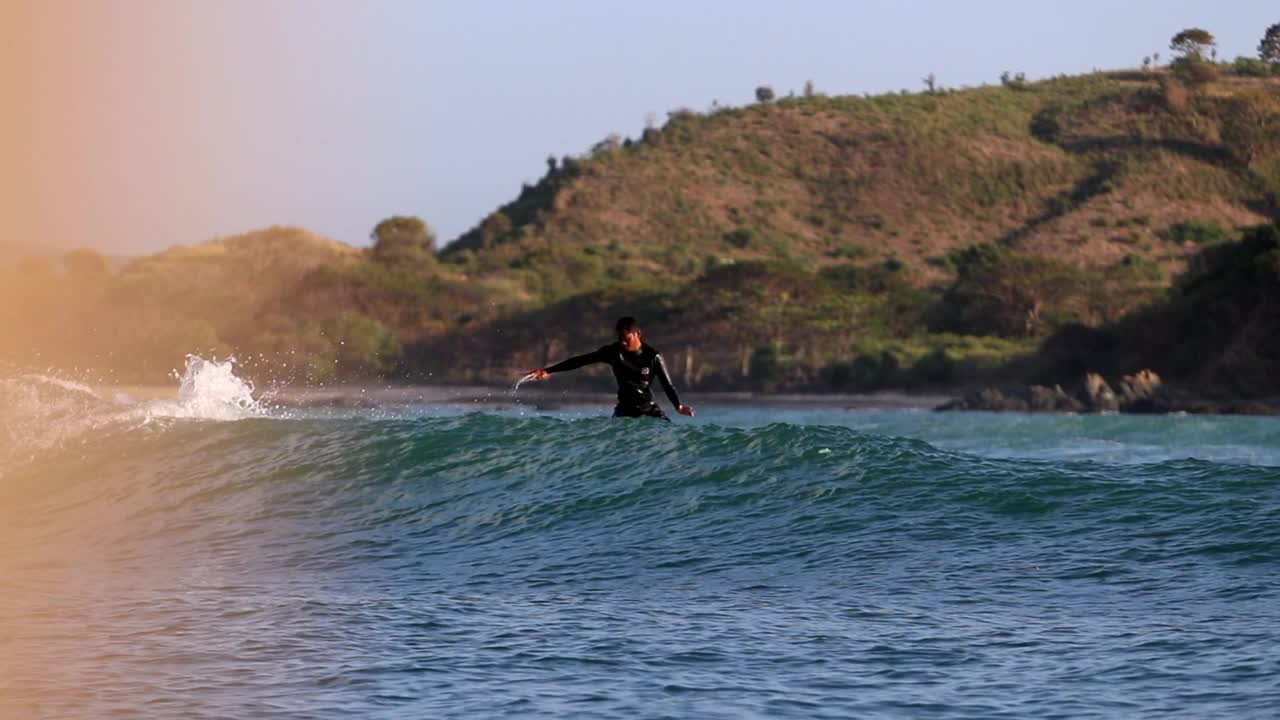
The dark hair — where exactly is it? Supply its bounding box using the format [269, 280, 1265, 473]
[615, 316, 640, 334]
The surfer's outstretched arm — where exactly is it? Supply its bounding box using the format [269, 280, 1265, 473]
[527, 347, 608, 380]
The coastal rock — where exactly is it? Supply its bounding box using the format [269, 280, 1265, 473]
[936, 366, 1279, 415]
[937, 385, 1082, 412]
[1107, 383, 1276, 415]
[937, 387, 1024, 412]
[1225, 400, 1280, 416]
[938, 370, 1237, 415]
[1028, 384, 1086, 412]
[1123, 385, 1216, 414]
[972, 387, 1028, 412]
[1026, 385, 1056, 411]
[1117, 369, 1161, 403]
[1083, 373, 1119, 412]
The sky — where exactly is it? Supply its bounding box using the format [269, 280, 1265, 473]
[1, 0, 1275, 255]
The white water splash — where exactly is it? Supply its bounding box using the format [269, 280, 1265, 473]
[0, 355, 270, 469]
[0, 373, 111, 465]
[143, 355, 267, 422]
[511, 371, 540, 394]
[20, 373, 100, 399]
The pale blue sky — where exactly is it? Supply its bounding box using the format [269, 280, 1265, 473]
[3, 1, 1275, 253]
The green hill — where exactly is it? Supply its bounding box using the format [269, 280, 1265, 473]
[3, 67, 1279, 395]
[444, 72, 1277, 290]
[427, 69, 1280, 391]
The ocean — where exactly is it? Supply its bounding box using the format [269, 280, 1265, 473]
[2, 359, 1278, 719]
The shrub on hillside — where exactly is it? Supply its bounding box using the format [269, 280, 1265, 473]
[512, 247, 608, 302]
[1000, 71, 1028, 90]
[477, 212, 513, 249]
[326, 311, 404, 378]
[825, 243, 870, 260]
[1158, 77, 1192, 114]
[1218, 92, 1280, 166]
[1161, 220, 1231, 245]
[907, 348, 956, 386]
[821, 352, 903, 391]
[1233, 56, 1272, 77]
[1177, 223, 1279, 302]
[1170, 56, 1218, 86]
[935, 248, 1087, 338]
[946, 243, 1011, 276]
[1030, 108, 1062, 143]
[723, 227, 762, 249]
[1115, 254, 1164, 283]
[249, 320, 338, 384]
[371, 216, 435, 264]
[590, 134, 623, 158]
[860, 213, 888, 230]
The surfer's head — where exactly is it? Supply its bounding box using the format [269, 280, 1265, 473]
[615, 316, 642, 351]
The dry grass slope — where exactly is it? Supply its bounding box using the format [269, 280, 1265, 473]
[446, 72, 1278, 294]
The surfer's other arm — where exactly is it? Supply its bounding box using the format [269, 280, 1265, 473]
[653, 353, 695, 417]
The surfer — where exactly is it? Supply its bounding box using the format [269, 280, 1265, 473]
[523, 317, 695, 419]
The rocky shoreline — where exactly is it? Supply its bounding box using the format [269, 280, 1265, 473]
[938, 370, 1280, 416]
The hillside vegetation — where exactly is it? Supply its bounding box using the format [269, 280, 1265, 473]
[1033, 221, 1280, 398]
[3, 61, 1279, 396]
[447, 72, 1276, 285]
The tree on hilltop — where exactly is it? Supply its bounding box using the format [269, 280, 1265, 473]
[1170, 28, 1218, 85]
[1171, 28, 1215, 60]
[371, 215, 435, 264]
[755, 85, 775, 103]
[1261, 23, 1280, 66]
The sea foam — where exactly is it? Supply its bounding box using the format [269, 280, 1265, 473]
[0, 355, 270, 469]
[142, 355, 267, 422]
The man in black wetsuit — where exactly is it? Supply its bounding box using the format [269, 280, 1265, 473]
[526, 317, 695, 419]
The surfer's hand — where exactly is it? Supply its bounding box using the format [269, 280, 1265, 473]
[528, 369, 550, 381]
[678, 404, 695, 417]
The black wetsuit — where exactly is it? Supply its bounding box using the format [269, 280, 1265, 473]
[544, 342, 683, 418]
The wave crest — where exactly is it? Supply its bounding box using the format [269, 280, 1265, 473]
[0, 355, 269, 470]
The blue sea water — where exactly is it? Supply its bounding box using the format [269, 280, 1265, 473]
[1, 368, 1278, 719]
